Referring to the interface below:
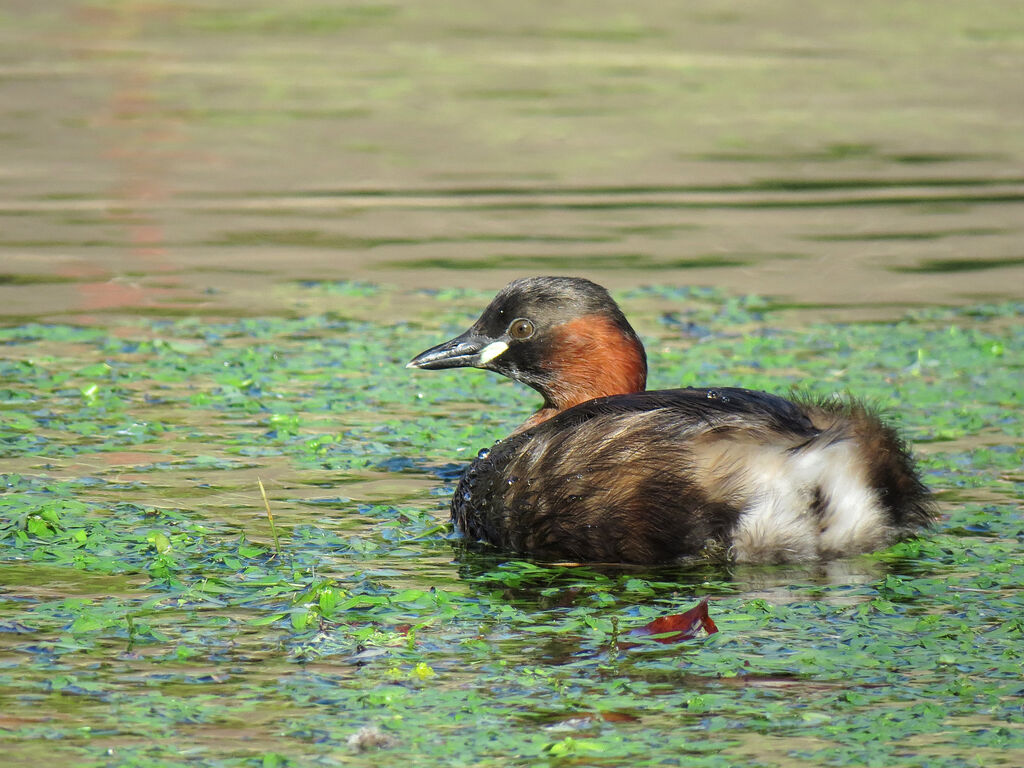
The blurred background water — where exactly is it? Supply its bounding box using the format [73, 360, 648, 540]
[1, 0, 1022, 323]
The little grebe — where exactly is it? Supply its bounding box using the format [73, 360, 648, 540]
[408, 277, 933, 564]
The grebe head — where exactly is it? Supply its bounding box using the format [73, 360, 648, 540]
[408, 277, 647, 418]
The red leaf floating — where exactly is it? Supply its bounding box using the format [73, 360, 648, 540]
[629, 597, 718, 645]
[599, 711, 640, 723]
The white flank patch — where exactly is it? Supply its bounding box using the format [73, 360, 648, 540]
[731, 490, 818, 564]
[729, 438, 889, 563]
[804, 442, 887, 554]
[726, 446, 816, 564]
[478, 340, 509, 364]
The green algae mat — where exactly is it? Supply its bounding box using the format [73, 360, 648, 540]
[1, 283, 1023, 767]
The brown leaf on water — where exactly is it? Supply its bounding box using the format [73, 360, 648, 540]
[626, 597, 718, 645]
[597, 710, 640, 723]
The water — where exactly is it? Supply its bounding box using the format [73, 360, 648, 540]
[2, 2, 1023, 766]
[2, 0, 1023, 323]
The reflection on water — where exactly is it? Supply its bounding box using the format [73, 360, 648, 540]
[452, 546, 888, 609]
[1, 0, 1023, 322]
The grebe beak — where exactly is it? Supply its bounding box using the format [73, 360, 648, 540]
[407, 329, 503, 370]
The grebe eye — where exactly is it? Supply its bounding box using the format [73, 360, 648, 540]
[508, 318, 535, 340]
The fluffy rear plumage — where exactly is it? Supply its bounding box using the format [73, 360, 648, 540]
[452, 388, 933, 564]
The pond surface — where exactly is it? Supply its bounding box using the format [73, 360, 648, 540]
[4, 0, 1024, 323]
[1, 2, 1023, 766]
